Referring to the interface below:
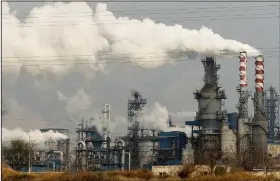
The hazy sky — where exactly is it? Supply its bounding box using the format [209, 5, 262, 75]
[2, 1, 279, 139]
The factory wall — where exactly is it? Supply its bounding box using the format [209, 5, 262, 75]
[152, 165, 182, 176]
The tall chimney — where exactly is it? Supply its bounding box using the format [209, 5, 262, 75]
[236, 51, 250, 159]
[252, 55, 267, 167]
[239, 51, 247, 88]
[255, 56, 264, 93]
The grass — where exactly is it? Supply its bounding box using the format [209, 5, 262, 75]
[2, 163, 280, 181]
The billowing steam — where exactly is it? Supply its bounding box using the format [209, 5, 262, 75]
[137, 102, 194, 134]
[2, 127, 68, 143]
[72, 102, 194, 138]
[3, 2, 260, 75]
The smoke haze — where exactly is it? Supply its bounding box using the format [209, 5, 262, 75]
[2, 1, 262, 140]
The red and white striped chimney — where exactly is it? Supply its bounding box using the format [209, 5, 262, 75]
[255, 55, 264, 93]
[239, 51, 247, 88]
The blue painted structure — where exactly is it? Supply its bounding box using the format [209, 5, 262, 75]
[185, 120, 200, 126]
[228, 112, 238, 130]
[158, 131, 187, 161]
[20, 160, 62, 172]
[159, 131, 187, 150]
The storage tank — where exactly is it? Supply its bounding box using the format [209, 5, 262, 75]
[182, 144, 194, 164]
[139, 140, 153, 168]
[221, 121, 236, 158]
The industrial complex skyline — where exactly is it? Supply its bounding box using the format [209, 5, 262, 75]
[2, 1, 280, 172]
[2, 1, 279, 139]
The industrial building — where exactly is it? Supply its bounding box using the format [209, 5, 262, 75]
[5, 53, 279, 172]
[72, 53, 280, 171]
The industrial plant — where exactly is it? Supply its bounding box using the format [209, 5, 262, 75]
[3, 53, 280, 172]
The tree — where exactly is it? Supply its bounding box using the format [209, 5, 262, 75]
[2, 139, 36, 171]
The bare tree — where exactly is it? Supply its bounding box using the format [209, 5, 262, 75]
[2, 139, 36, 171]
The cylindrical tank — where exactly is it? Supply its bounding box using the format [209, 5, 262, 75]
[138, 140, 153, 168]
[182, 144, 194, 164]
[221, 122, 236, 157]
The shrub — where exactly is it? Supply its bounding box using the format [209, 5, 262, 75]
[177, 164, 195, 179]
[214, 166, 227, 176]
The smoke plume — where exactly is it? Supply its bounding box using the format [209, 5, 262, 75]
[2, 127, 68, 144]
[3, 2, 260, 76]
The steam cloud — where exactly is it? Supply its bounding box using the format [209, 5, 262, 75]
[68, 102, 194, 138]
[3, 2, 261, 75]
[2, 127, 68, 144]
[137, 102, 194, 134]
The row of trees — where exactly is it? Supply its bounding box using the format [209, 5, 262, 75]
[2, 139, 36, 171]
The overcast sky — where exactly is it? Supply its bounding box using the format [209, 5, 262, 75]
[2, 1, 279, 139]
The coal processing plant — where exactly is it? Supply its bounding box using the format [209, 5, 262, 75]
[72, 52, 280, 171]
[8, 53, 280, 172]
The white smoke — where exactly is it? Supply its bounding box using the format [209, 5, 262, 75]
[3, 2, 261, 76]
[2, 127, 68, 146]
[75, 102, 193, 138]
[137, 102, 194, 135]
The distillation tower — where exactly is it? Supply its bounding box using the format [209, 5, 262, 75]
[102, 104, 111, 138]
[264, 86, 280, 142]
[193, 56, 227, 163]
[252, 55, 268, 167]
[127, 90, 147, 169]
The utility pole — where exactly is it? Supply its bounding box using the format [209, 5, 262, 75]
[28, 136, 32, 173]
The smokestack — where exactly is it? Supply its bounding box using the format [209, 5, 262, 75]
[255, 55, 264, 94]
[236, 51, 250, 163]
[252, 55, 267, 167]
[239, 51, 247, 88]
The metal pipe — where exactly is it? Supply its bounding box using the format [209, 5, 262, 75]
[124, 152, 131, 171]
[128, 152, 131, 171]
[28, 136, 31, 173]
[77, 141, 86, 149]
[121, 149, 125, 171]
[116, 139, 126, 171]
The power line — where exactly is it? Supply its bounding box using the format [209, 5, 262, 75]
[2, 55, 278, 67]
[3, 4, 278, 16]
[2, 5, 278, 20]
[3, 13, 279, 27]
[2, 47, 278, 59]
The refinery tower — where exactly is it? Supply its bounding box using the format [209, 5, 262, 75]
[192, 56, 227, 163]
